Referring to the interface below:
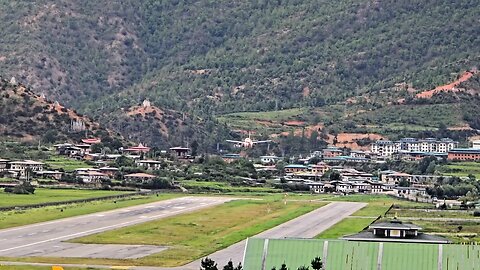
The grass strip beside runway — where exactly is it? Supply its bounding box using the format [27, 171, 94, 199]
[66, 199, 326, 266]
[0, 188, 131, 208]
[0, 194, 182, 229]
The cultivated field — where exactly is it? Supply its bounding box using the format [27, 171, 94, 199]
[438, 162, 480, 179]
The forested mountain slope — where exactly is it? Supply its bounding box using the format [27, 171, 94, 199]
[0, 0, 479, 148]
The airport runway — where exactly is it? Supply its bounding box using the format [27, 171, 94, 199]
[180, 201, 367, 269]
[0, 196, 232, 259]
[0, 198, 365, 270]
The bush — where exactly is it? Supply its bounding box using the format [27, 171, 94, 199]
[4, 182, 36, 194]
[473, 210, 480, 217]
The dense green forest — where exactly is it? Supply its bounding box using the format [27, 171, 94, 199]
[0, 0, 479, 149]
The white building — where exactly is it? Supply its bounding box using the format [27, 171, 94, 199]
[472, 140, 480, 149]
[135, 160, 163, 171]
[8, 160, 45, 179]
[372, 138, 458, 157]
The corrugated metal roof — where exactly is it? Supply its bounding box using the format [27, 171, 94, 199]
[243, 238, 480, 270]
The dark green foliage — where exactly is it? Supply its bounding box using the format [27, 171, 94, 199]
[0, 1, 479, 148]
[222, 260, 242, 270]
[5, 181, 36, 194]
[311, 256, 323, 270]
[200, 257, 218, 270]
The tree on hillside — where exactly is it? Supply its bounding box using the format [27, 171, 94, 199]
[297, 266, 309, 270]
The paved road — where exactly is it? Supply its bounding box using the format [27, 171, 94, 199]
[0, 196, 232, 258]
[179, 201, 366, 269]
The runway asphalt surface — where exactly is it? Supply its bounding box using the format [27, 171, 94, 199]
[0, 196, 232, 259]
[0, 197, 366, 270]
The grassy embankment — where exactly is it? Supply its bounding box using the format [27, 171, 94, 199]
[180, 180, 279, 193]
[7, 198, 326, 267]
[0, 193, 181, 229]
[0, 188, 130, 208]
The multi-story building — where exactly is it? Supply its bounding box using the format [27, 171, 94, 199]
[371, 141, 400, 157]
[448, 148, 480, 161]
[372, 138, 458, 157]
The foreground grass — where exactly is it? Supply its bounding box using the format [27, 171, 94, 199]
[386, 208, 479, 219]
[411, 220, 480, 244]
[0, 193, 181, 229]
[316, 217, 377, 239]
[66, 199, 326, 267]
[0, 188, 131, 208]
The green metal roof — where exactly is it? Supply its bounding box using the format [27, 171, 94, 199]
[243, 238, 480, 270]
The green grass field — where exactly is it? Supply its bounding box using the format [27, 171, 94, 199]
[43, 156, 92, 172]
[316, 217, 377, 239]
[0, 188, 131, 208]
[180, 180, 279, 193]
[386, 208, 478, 219]
[438, 162, 480, 179]
[68, 199, 326, 267]
[0, 193, 181, 229]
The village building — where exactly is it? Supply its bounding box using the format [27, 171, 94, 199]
[309, 162, 330, 175]
[123, 143, 151, 154]
[381, 172, 413, 185]
[124, 172, 156, 183]
[350, 150, 367, 159]
[343, 219, 449, 244]
[0, 159, 9, 171]
[81, 138, 101, 145]
[394, 186, 427, 197]
[170, 147, 191, 159]
[222, 153, 242, 163]
[369, 181, 384, 193]
[472, 140, 480, 149]
[135, 160, 163, 170]
[259, 155, 281, 165]
[98, 167, 120, 177]
[284, 164, 309, 174]
[8, 160, 45, 179]
[398, 151, 447, 161]
[338, 168, 373, 181]
[372, 138, 458, 157]
[77, 171, 108, 184]
[35, 170, 63, 180]
[322, 147, 344, 158]
[306, 182, 325, 193]
[447, 148, 480, 161]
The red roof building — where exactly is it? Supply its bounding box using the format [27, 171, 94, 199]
[81, 138, 101, 144]
[124, 143, 151, 154]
